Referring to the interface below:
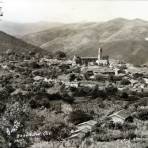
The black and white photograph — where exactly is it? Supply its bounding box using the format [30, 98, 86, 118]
[0, 0, 148, 147]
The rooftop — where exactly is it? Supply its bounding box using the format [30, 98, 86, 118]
[77, 120, 97, 127]
[81, 57, 98, 59]
[110, 109, 131, 120]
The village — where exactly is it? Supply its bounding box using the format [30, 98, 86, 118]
[0, 48, 148, 148]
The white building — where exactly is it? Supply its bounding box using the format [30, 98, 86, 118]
[72, 48, 109, 66]
[109, 109, 133, 124]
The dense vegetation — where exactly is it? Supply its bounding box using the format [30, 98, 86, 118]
[0, 51, 147, 148]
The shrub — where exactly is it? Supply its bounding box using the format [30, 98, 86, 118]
[136, 109, 148, 121]
[30, 94, 50, 109]
[133, 73, 143, 79]
[40, 123, 71, 141]
[97, 90, 107, 98]
[54, 51, 66, 59]
[120, 79, 131, 85]
[0, 102, 6, 113]
[104, 120, 115, 129]
[69, 74, 76, 82]
[105, 85, 118, 96]
[121, 123, 136, 131]
[94, 126, 106, 134]
[94, 133, 111, 142]
[62, 94, 74, 104]
[122, 130, 136, 140]
[119, 92, 129, 99]
[0, 102, 31, 148]
[69, 110, 93, 125]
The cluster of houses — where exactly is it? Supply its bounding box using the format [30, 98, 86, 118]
[52, 48, 148, 98]
[68, 109, 136, 140]
[50, 48, 148, 140]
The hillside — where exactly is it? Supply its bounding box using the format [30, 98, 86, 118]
[0, 21, 63, 36]
[22, 18, 148, 65]
[0, 31, 46, 55]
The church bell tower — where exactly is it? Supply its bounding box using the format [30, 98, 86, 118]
[98, 48, 102, 61]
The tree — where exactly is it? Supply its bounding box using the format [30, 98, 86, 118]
[69, 110, 93, 125]
[30, 93, 50, 109]
[40, 122, 71, 141]
[136, 109, 148, 121]
[69, 73, 76, 82]
[54, 51, 66, 59]
[105, 84, 118, 95]
[120, 79, 131, 85]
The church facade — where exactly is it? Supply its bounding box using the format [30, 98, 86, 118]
[72, 48, 109, 66]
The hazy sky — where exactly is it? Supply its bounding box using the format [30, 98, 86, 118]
[2, 0, 148, 23]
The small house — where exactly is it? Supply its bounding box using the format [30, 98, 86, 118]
[69, 120, 97, 140]
[109, 109, 133, 124]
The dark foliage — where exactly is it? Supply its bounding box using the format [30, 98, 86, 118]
[41, 123, 71, 141]
[120, 79, 131, 85]
[54, 51, 66, 59]
[69, 73, 76, 82]
[136, 109, 148, 121]
[105, 85, 118, 96]
[69, 110, 93, 125]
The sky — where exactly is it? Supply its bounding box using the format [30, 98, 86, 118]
[2, 0, 148, 23]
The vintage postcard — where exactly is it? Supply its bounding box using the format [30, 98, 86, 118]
[0, 0, 148, 148]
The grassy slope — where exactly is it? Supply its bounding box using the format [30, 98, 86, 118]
[0, 31, 47, 54]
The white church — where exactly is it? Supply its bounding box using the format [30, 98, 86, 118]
[72, 48, 109, 66]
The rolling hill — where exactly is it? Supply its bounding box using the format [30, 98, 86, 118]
[0, 31, 47, 55]
[0, 21, 63, 36]
[22, 18, 148, 65]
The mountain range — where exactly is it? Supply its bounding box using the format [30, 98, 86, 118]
[22, 18, 148, 65]
[1, 18, 148, 65]
[0, 21, 63, 36]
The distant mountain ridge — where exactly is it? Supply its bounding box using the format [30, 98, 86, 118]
[0, 21, 63, 36]
[22, 18, 148, 65]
